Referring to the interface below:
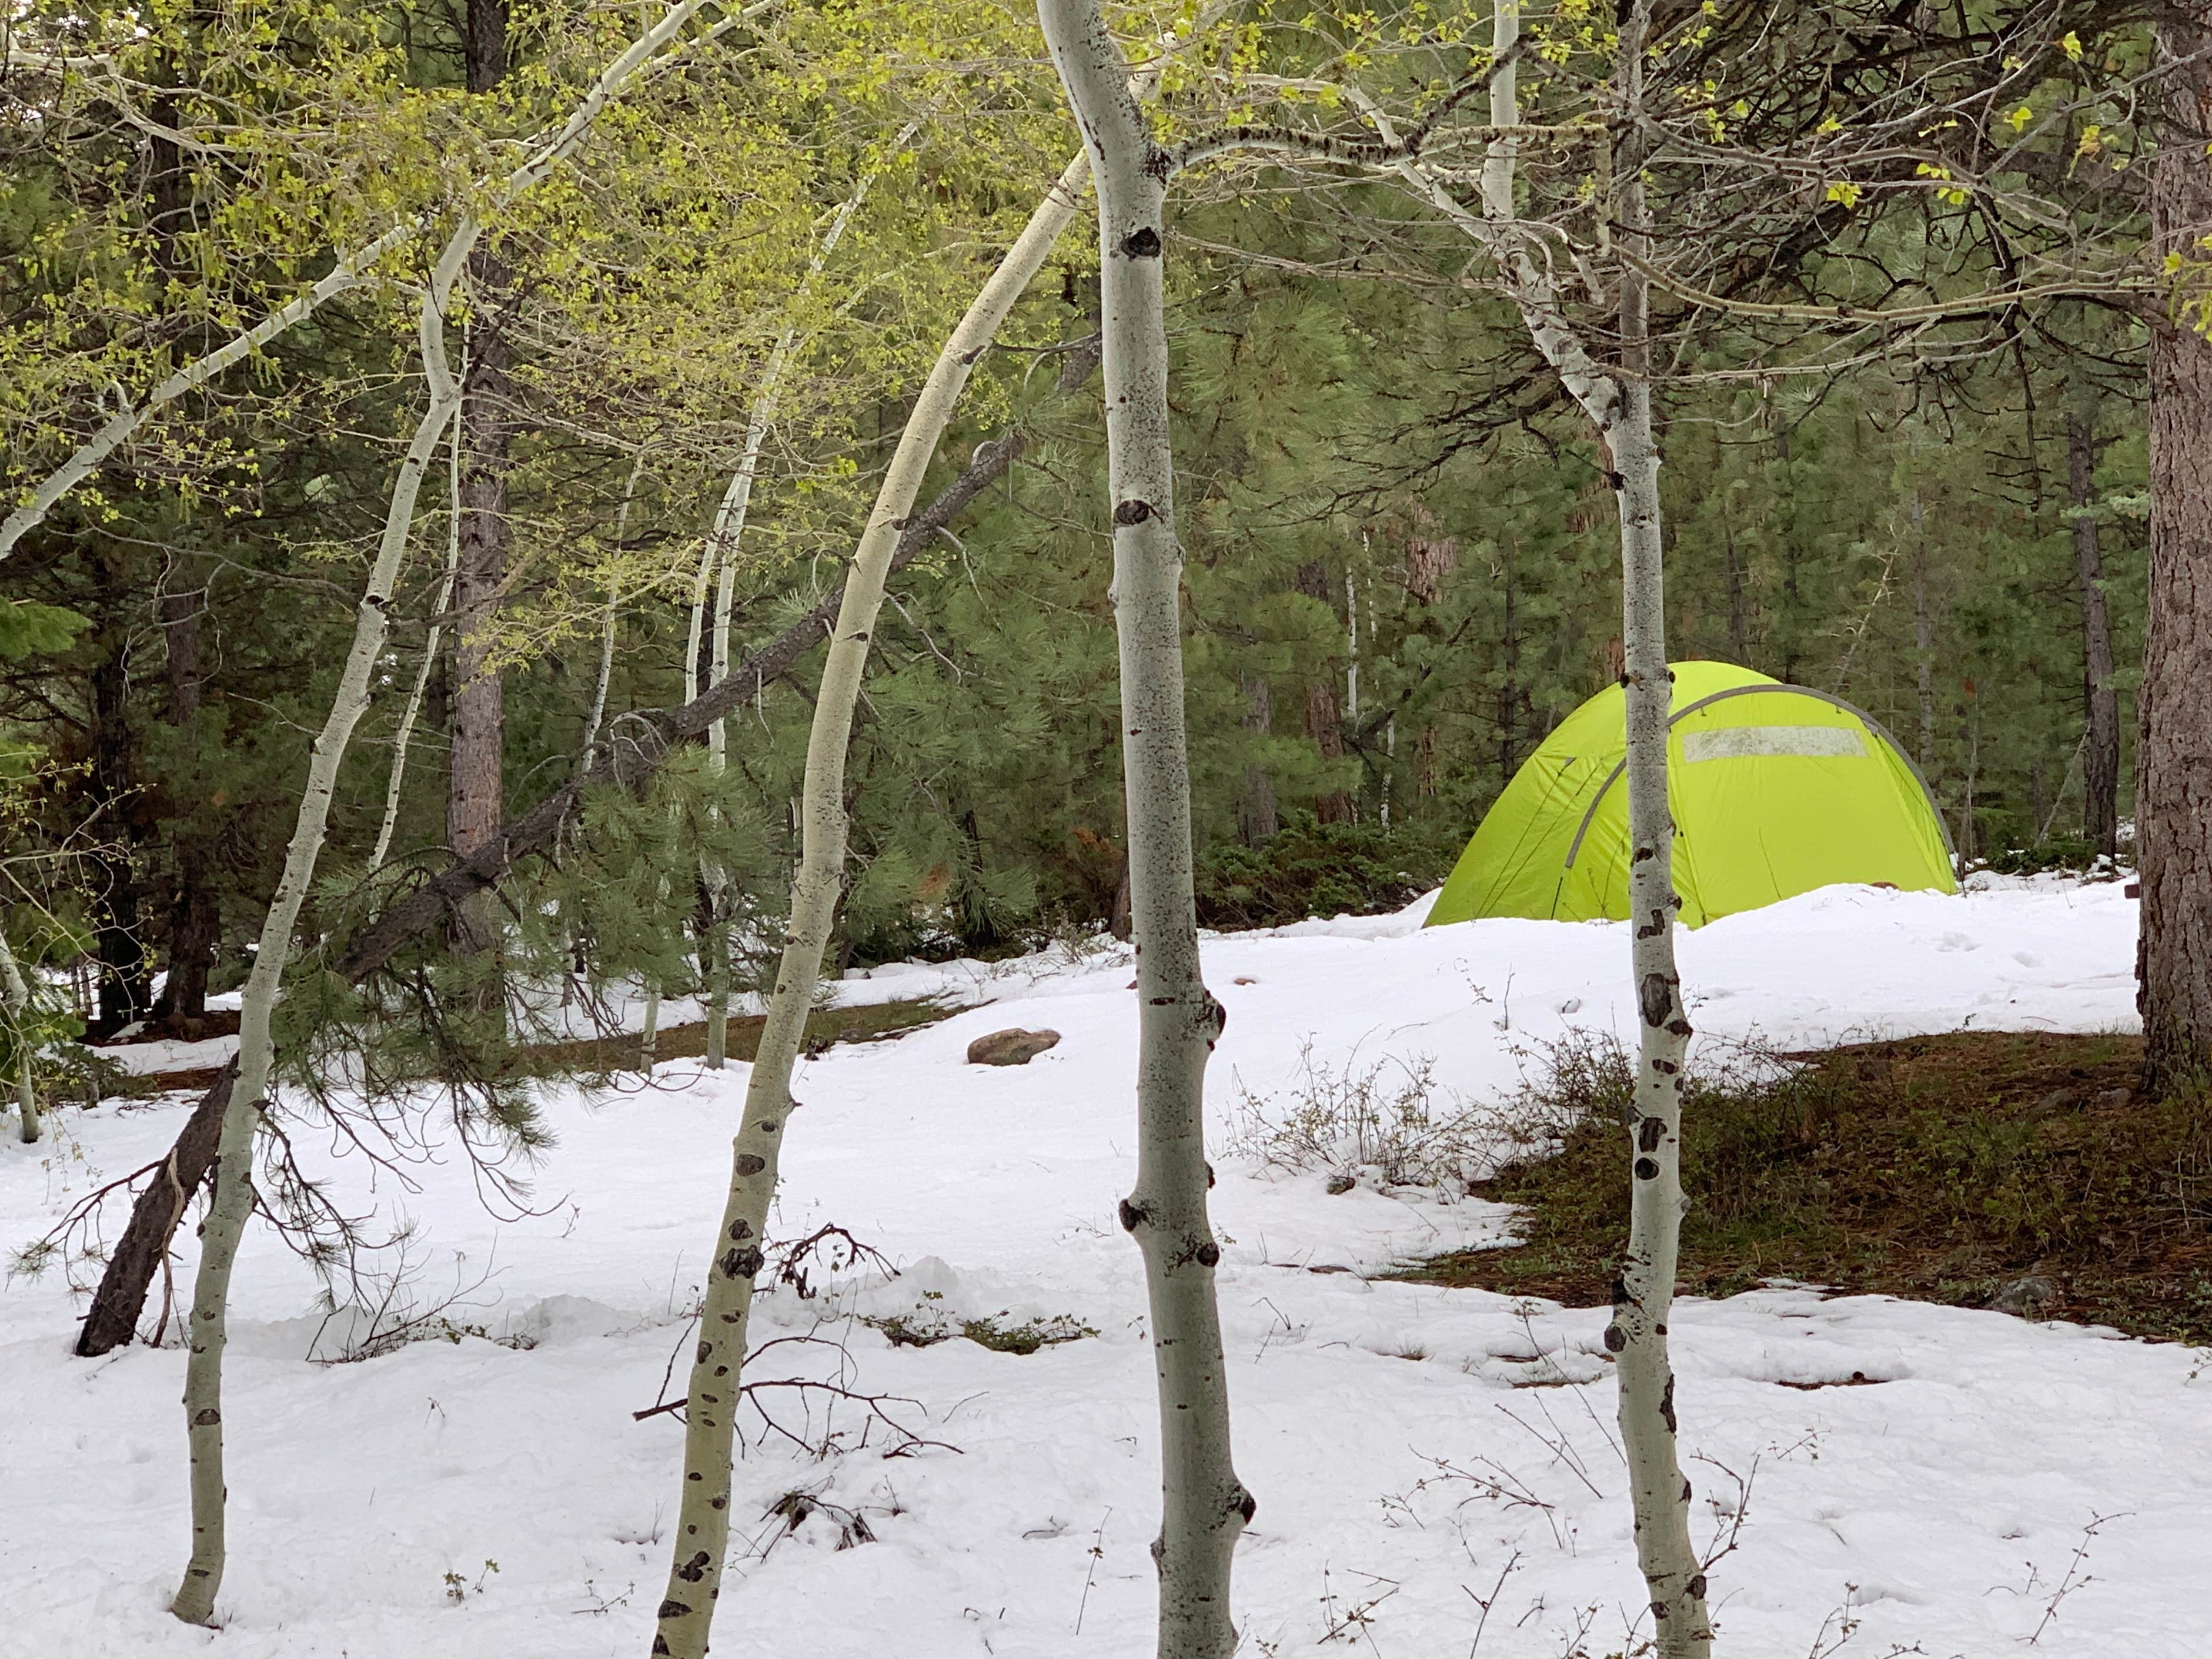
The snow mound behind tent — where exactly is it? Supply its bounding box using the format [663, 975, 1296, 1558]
[5, 877, 2199, 1658]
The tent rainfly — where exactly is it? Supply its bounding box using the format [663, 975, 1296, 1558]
[1426, 661, 1957, 929]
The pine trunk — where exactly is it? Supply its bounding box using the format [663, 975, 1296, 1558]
[155, 585, 218, 1027]
[1039, 7, 1252, 1657]
[1237, 672, 1278, 845]
[447, 0, 511, 962]
[649, 148, 1092, 1659]
[447, 287, 509, 959]
[2139, 6, 2212, 1094]
[2069, 405, 2120, 861]
[1295, 561, 1354, 823]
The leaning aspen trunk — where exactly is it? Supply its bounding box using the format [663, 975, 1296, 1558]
[694, 163, 888, 1069]
[0, 930, 42, 1143]
[1038, 6, 1252, 1657]
[649, 148, 1092, 1659]
[372, 369, 467, 869]
[171, 366, 461, 1625]
[1601, 8, 1710, 1651]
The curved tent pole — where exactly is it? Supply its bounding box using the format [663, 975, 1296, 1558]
[1559, 681, 1958, 875]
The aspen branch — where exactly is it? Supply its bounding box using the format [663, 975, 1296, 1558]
[0, 0, 749, 565]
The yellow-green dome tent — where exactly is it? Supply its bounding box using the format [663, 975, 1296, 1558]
[1426, 661, 1956, 929]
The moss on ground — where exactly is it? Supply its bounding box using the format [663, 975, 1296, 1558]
[1402, 1031, 2212, 1345]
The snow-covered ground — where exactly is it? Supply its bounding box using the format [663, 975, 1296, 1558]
[6, 878, 2200, 1658]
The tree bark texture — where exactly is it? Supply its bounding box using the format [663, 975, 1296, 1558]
[1039, 8, 1253, 1658]
[447, 264, 511, 958]
[649, 149, 1093, 1659]
[1295, 562, 1354, 824]
[2138, 6, 2212, 1095]
[2069, 404, 2120, 860]
[443, 0, 513, 959]
[1599, 11, 1710, 1649]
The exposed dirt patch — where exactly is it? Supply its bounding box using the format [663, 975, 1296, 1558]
[119, 997, 955, 1096]
[508, 997, 954, 1079]
[1401, 1031, 2212, 1345]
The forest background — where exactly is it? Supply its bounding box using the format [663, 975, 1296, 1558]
[0, 0, 2155, 1058]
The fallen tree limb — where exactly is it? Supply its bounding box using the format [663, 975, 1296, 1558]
[69, 365, 1087, 1358]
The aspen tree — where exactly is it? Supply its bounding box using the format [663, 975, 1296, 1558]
[650, 146, 1094, 1659]
[165, 2, 726, 1621]
[0, 931, 42, 1143]
[1037, 4, 1254, 1655]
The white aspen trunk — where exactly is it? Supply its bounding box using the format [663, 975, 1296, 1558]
[580, 447, 649, 775]
[371, 359, 467, 870]
[0, 930, 42, 1143]
[696, 160, 889, 1069]
[1598, 8, 1709, 1650]
[639, 983, 661, 1064]
[0, 0, 724, 567]
[649, 146, 1092, 1659]
[161, 2, 727, 1593]
[1040, 6, 1252, 1657]
[700, 372, 785, 1071]
[171, 365, 460, 1627]
[1408, 3, 1707, 1645]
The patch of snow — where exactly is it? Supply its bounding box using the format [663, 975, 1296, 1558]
[4, 878, 2197, 1657]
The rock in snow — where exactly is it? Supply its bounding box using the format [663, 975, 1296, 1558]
[964, 1027, 1061, 1066]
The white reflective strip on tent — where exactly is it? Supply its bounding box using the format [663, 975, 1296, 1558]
[1681, 725, 1865, 763]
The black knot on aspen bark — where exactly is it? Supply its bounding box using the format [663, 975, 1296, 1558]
[1633, 845, 1654, 862]
[192, 1407, 220, 1426]
[1638, 1116, 1663, 1151]
[1653, 1058, 1678, 1076]
[654, 1637, 674, 1656]
[1638, 971, 1672, 1028]
[720, 1245, 764, 1280]
[1666, 1018, 1694, 1038]
[696, 1340, 711, 1364]
[729, 1218, 753, 1241]
[1113, 498, 1154, 526]
[1688, 1573, 1708, 1600]
[1232, 1487, 1258, 1523]
[1634, 1156, 1660, 1180]
[1206, 1161, 1217, 1189]
[1603, 1322, 1628, 1353]
[1118, 1198, 1147, 1233]
[1660, 1374, 1677, 1433]
[1606, 471, 1626, 491]
[1195, 1240, 1221, 1268]
[735, 1153, 766, 1176]
[1681, 1477, 1693, 1502]
[1652, 1599, 1670, 1621]
[1121, 225, 1162, 259]
[1609, 1275, 1630, 1305]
